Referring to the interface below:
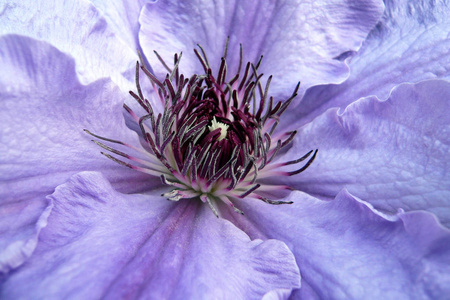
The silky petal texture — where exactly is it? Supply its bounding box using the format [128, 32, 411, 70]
[262, 289, 292, 300]
[234, 190, 450, 299]
[295, 0, 450, 125]
[280, 80, 450, 226]
[0, 172, 301, 299]
[0, 198, 52, 275]
[138, 0, 384, 99]
[0, 0, 137, 90]
[89, 0, 155, 51]
[0, 35, 152, 206]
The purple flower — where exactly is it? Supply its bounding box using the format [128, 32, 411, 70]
[1, 0, 449, 299]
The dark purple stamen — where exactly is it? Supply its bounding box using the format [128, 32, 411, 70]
[85, 39, 318, 217]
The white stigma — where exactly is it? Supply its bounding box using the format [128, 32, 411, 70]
[208, 117, 229, 141]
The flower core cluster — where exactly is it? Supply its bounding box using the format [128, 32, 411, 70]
[86, 42, 317, 216]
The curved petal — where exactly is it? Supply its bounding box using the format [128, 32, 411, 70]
[0, 0, 137, 90]
[262, 289, 293, 300]
[235, 190, 450, 299]
[89, 0, 155, 51]
[0, 35, 152, 205]
[0, 172, 301, 299]
[139, 0, 384, 99]
[280, 80, 450, 226]
[295, 0, 450, 125]
[0, 198, 52, 274]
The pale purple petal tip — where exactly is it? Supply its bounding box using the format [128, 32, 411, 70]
[0, 0, 137, 89]
[296, 0, 450, 123]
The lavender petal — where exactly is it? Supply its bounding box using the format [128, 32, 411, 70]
[138, 0, 384, 99]
[236, 189, 450, 299]
[280, 79, 450, 226]
[0, 0, 137, 89]
[0, 35, 152, 207]
[0, 172, 301, 299]
[293, 0, 450, 125]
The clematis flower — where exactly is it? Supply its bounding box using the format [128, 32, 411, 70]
[1, 0, 449, 299]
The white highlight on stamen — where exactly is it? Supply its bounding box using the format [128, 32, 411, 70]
[208, 117, 229, 141]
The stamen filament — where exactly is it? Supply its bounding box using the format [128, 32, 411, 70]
[86, 42, 317, 217]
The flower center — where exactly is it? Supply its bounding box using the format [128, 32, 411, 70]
[85, 39, 317, 217]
